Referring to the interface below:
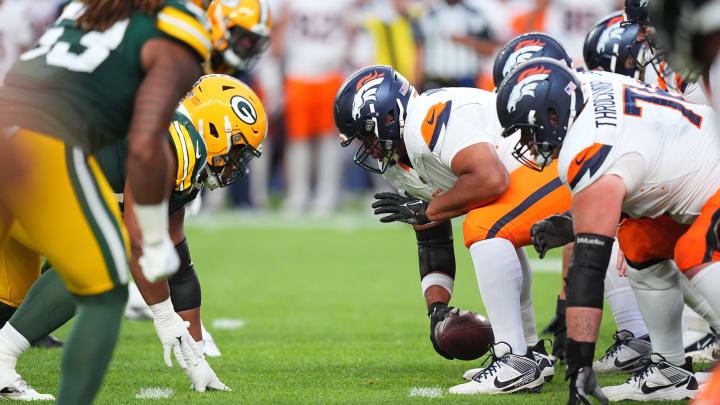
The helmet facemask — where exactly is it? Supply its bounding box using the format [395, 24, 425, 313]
[345, 115, 400, 174]
[203, 132, 262, 190]
[221, 25, 270, 72]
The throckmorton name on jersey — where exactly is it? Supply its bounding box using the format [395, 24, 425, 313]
[590, 81, 617, 128]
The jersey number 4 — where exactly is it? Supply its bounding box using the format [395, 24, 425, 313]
[20, 2, 128, 73]
[623, 84, 703, 129]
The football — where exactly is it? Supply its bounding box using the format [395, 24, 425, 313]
[437, 310, 494, 361]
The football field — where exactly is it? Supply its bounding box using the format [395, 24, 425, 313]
[19, 212, 691, 404]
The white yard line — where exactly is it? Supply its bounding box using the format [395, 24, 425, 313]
[408, 387, 444, 398]
[136, 387, 173, 399]
[212, 318, 246, 330]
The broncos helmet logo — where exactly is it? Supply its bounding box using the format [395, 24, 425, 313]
[352, 71, 386, 119]
[502, 39, 546, 78]
[507, 66, 551, 113]
[596, 22, 624, 54]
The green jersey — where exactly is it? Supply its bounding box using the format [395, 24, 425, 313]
[95, 109, 208, 214]
[0, 0, 211, 153]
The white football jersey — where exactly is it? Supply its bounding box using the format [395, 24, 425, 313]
[558, 71, 720, 224]
[281, 0, 355, 79]
[382, 87, 520, 201]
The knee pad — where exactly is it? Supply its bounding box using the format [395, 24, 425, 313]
[168, 239, 201, 312]
[626, 260, 680, 291]
[565, 234, 614, 309]
[416, 220, 455, 280]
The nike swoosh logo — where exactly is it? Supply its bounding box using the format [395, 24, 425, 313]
[574, 150, 590, 166]
[493, 373, 528, 390]
[640, 378, 690, 394]
[613, 356, 643, 369]
[426, 109, 436, 125]
[196, 141, 201, 159]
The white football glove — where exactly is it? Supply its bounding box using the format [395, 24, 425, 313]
[185, 358, 231, 392]
[149, 298, 203, 369]
[138, 235, 180, 282]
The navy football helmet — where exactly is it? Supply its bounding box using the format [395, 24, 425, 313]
[584, 12, 642, 78]
[333, 65, 414, 174]
[493, 32, 573, 88]
[622, 0, 649, 27]
[496, 58, 584, 171]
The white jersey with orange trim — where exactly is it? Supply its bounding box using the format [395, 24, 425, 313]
[281, 0, 355, 79]
[558, 71, 720, 224]
[383, 161, 436, 202]
[385, 87, 520, 201]
[644, 61, 711, 105]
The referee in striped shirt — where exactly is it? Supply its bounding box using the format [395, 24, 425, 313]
[415, 0, 496, 92]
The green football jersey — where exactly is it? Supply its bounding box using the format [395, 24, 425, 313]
[0, 0, 211, 154]
[95, 110, 208, 214]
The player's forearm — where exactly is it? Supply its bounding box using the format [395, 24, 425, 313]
[129, 252, 171, 305]
[127, 138, 173, 204]
[566, 307, 602, 342]
[425, 172, 506, 221]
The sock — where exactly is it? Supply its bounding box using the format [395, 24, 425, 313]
[9, 268, 76, 344]
[312, 135, 343, 213]
[516, 247, 538, 347]
[689, 262, 720, 333]
[470, 239, 526, 355]
[0, 323, 29, 371]
[56, 285, 127, 405]
[629, 261, 685, 366]
[604, 242, 647, 337]
[284, 141, 311, 212]
[680, 272, 720, 332]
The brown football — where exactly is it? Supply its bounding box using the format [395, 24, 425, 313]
[437, 310, 494, 361]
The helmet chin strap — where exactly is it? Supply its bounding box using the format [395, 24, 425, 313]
[203, 166, 221, 190]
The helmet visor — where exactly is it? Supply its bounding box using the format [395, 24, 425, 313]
[228, 26, 270, 61]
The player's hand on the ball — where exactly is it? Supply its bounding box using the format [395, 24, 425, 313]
[567, 367, 608, 405]
[185, 358, 231, 392]
[530, 212, 574, 258]
[428, 303, 456, 359]
[139, 234, 180, 282]
[372, 192, 430, 225]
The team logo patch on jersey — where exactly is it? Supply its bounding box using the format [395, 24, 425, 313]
[352, 70, 385, 119]
[507, 66, 551, 113]
[502, 39, 546, 78]
[231, 95, 257, 124]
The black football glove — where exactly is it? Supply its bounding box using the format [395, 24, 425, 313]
[372, 192, 430, 225]
[566, 367, 608, 405]
[530, 212, 574, 258]
[428, 302, 455, 360]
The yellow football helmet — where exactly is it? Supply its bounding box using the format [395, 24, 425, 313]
[180, 74, 267, 189]
[206, 0, 272, 74]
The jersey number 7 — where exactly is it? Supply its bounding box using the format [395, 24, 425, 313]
[623, 84, 703, 129]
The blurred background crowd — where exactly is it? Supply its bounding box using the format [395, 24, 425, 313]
[0, 0, 625, 217]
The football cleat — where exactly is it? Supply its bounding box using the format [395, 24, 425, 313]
[602, 354, 698, 401]
[450, 342, 544, 395]
[685, 333, 719, 363]
[124, 281, 154, 321]
[31, 334, 63, 349]
[0, 373, 54, 401]
[593, 330, 652, 373]
[462, 340, 555, 382]
[201, 322, 221, 357]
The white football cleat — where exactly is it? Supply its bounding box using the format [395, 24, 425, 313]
[201, 322, 221, 357]
[0, 373, 54, 401]
[602, 354, 699, 401]
[450, 342, 543, 395]
[124, 282, 153, 321]
[684, 333, 719, 363]
[462, 340, 554, 382]
[593, 330, 652, 373]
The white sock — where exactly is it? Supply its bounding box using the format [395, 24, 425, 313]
[680, 271, 720, 332]
[470, 238, 526, 355]
[284, 141, 311, 212]
[420, 273, 454, 297]
[689, 262, 720, 333]
[516, 247, 538, 347]
[312, 135, 343, 213]
[628, 261, 685, 366]
[604, 243, 648, 337]
[0, 323, 29, 371]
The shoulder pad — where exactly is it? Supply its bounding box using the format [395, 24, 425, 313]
[157, 0, 211, 61]
[564, 143, 613, 193]
[168, 113, 207, 193]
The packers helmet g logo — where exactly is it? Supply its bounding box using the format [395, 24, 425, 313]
[231, 95, 257, 124]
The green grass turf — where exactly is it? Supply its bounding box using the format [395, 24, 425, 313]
[16, 214, 694, 404]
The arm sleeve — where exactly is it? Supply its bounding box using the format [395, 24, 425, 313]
[438, 103, 494, 168]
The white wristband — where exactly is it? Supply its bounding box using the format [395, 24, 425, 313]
[149, 297, 174, 323]
[134, 201, 169, 245]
